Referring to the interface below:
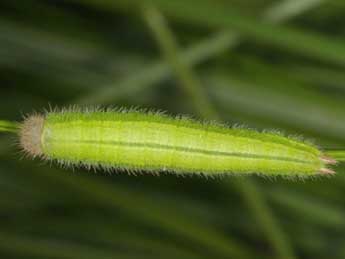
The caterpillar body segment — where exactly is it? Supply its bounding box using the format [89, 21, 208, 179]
[19, 109, 335, 177]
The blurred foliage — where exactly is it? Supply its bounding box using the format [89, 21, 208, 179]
[0, 0, 345, 258]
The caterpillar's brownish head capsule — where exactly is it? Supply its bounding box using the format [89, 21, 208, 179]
[19, 114, 45, 158]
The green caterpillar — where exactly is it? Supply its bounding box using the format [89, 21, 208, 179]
[19, 108, 336, 177]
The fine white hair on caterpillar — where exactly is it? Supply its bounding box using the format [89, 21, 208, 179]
[18, 107, 337, 177]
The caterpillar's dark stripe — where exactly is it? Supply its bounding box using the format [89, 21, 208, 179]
[56, 140, 313, 165]
[51, 118, 317, 156]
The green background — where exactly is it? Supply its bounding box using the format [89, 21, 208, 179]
[0, 0, 345, 258]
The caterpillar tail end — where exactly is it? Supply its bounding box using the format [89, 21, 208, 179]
[319, 156, 337, 175]
[320, 155, 337, 165]
[319, 168, 335, 175]
[19, 114, 45, 158]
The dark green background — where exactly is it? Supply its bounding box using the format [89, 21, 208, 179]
[0, 0, 345, 258]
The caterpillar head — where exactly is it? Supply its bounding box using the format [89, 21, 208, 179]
[19, 114, 45, 158]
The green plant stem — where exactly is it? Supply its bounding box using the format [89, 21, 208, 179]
[264, 0, 324, 22]
[325, 151, 345, 162]
[142, 5, 218, 119]
[153, 0, 345, 66]
[76, 0, 324, 105]
[0, 120, 19, 133]
[76, 0, 344, 65]
[142, 5, 296, 259]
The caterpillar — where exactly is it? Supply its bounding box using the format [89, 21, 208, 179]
[19, 108, 336, 177]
